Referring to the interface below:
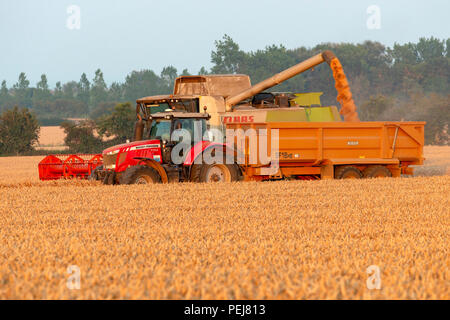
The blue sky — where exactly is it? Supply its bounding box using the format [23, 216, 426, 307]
[0, 0, 448, 86]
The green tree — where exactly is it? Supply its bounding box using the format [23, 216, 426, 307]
[389, 42, 418, 65]
[90, 69, 108, 109]
[446, 38, 450, 58]
[60, 120, 103, 153]
[0, 106, 40, 155]
[180, 68, 191, 76]
[96, 102, 135, 142]
[13, 73, 30, 91]
[0, 80, 9, 111]
[36, 74, 49, 92]
[54, 81, 63, 98]
[62, 81, 78, 100]
[0, 81, 8, 97]
[33, 99, 88, 118]
[123, 69, 164, 101]
[109, 82, 123, 102]
[12, 73, 32, 108]
[198, 66, 209, 75]
[359, 95, 393, 121]
[77, 73, 91, 105]
[211, 34, 246, 74]
[416, 37, 445, 62]
[400, 93, 450, 145]
[89, 101, 117, 120]
[161, 66, 178, 90]
[33, 74, 51, 101]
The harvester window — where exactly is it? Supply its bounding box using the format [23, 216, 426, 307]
[168, 99, 199, 113]
[142, 103, 170, 119]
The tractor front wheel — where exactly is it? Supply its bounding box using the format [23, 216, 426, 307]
[88, 165, 103, 181]
[119, 165, 161, 184]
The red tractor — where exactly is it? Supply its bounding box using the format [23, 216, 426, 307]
[92, 111, 240, 184]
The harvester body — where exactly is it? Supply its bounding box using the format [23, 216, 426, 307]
[135, 51, 354, 129]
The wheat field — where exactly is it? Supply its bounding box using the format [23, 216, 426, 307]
[35, 126, 67, 150]
[34, 125, 112, 151]
[0, 146, 448, 299]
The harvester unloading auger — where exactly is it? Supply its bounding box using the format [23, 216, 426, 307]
[225, 50, 359, 121]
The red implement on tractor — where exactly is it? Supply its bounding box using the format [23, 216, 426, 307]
[38, 154, 103, 180]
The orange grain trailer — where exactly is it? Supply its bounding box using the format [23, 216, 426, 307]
[226, 121, 425, 180]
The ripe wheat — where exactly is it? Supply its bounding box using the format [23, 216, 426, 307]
[0, 147, 448, 299]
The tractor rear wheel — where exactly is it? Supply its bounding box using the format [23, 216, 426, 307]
[199, 163, 239, 183]
[363, 165, 392, 178]
[119, 165, 161, 184]
[189, 164, 201, 182]
[334, 166, 362, 179]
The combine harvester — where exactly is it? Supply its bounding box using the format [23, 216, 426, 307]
[39, 51, 425, 182]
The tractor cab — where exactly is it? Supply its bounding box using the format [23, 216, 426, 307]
[145, 112, 210, 164]
[146, 112, 210, 144]
[97, 111, 213, 184]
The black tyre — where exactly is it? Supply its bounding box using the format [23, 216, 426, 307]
[189, 164, 201, 182]
[88, 165, 103, 181]
[119, 165, 161, 184]
[334, 166, 363, 179]
[363, 165, 392, 178]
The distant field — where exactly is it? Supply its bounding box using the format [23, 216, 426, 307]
[35, 126, 67, 150]
[35, 125, 112, 151]
[0, 146, 448, 299]
[413, 146, 450, 176]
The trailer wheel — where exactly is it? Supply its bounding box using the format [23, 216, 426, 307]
[334, 166, 362, 179]
[199, 164, 239, 183]
[363, 165, 392, 178]
[119, 165, 161, 184]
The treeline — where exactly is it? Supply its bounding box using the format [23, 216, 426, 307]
[210, 36, 449, 144]
[0, 35, 449, 148]
[0, 67, 193, 124]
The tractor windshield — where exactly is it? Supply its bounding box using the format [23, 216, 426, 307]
[148, 120, 171, 141]
[172, 118, 207, 141]
[148, 118, 208, 143]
